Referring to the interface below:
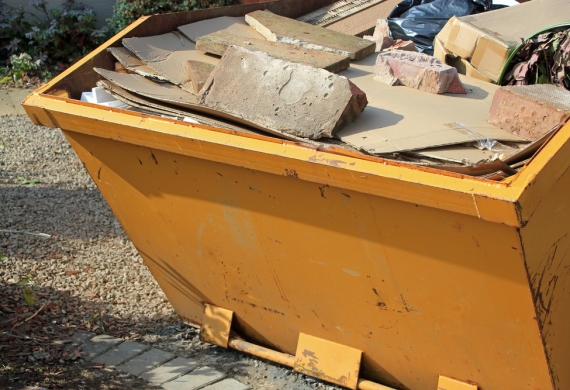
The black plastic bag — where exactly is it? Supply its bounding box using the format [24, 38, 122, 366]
[387, 0, 492, 55]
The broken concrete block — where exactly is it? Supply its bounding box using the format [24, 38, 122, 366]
[488, 85, 570, 141]
[374, 51, 466, 94]
[196, 31, 350, 73]
[198, 46, 367, 139]
[364, 36, 395, 52]
[373, 19, 390, 39]
[245, 10, 375, 60]
[186, 61, 216, 93]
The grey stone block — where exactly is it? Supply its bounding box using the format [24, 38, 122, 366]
[92, 340, 150, 367]
[117, 348, 175, 376]
[80, 335, 123, 361]
[139, 357, 199, 385]
[197, 46, 367, 140]
[64, 330, 96, 351]
[162, 366, 225, 390]
[202, 378, 250, 390]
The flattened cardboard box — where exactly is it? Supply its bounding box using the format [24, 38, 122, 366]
[336, 55, 527, 154]
[436, 0, 570, 81]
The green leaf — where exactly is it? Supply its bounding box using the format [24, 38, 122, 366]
[23, 287, 35, 307]
[17, 177, 40, 185]
[0, 253, 6, 260]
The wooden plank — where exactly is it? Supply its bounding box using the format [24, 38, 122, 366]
[196, 31, 350, 73]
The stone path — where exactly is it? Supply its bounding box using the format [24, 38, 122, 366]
[73, 330, 249, 390]
[0, 87, 31, 116]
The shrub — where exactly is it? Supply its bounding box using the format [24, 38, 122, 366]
[0, 0, 108, 66]
[107, 0, 234, 34]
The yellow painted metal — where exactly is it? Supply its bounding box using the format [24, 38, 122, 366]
[21, 4, 570, 390]
[228, 338, 296, 368]
[200, 304, 233, 348]
[294, 333, 362, 389]
[437, 376, 478, 390]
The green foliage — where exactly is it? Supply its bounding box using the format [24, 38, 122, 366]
[107, 0, 234, 34]
[17, 275, 35, 306]
[0, 0, 108, 66]
[17, 176, 40, 184]
[9, 53, 39, 81]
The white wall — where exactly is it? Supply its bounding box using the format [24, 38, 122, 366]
[4, 0, 116, 28]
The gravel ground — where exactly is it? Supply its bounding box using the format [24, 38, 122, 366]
[0, 115, 341, 390]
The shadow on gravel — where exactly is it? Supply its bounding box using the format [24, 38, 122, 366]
[0, 281, 247, 390]
[1, 184, 125, 241]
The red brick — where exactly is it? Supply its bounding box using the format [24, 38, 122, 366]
[488, 85, 570, 141]
[374, 51, 466, 94]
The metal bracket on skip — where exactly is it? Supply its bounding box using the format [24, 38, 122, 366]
[199, 303, 478, 390]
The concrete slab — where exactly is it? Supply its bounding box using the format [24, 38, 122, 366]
[139, 357, 199, 385]
[64, 330, 96, 351]
[245, 11, 375, 60]
[196, 32, 350, 73]
[202, 378, 250, 390]
[9, 89, 32, 115]
[117, 348, 175, 376]
[198, 46, 367, 140]
[0, 89, 16, 116]
[162, 366, 225, 390]
[80, 335, 123, 361]
[92, 340, 149, 367]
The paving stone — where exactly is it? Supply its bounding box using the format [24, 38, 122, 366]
[488, 84, 570, 141]
[162, 366, 225, 390]
[201, 378, 250, 390]
[9, 89, 31, 115]
[139, 357, 200, 384]
[198, 46, 367, 140]
[196, 32, 350, 73]
[374, 51, 466, 94]
[80, 335, 123, 361]
[0, 89, 17, 116]
[245, 10, 375, 60]
[117, 348, 175, 376]
[92, 340, 150, 367]
[64, 330, 96, 351]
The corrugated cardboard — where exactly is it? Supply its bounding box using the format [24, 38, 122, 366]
[107, 47, 167, 81]
[413, 144, 519, 165]
[436, 0, 570, 82]
[336, 55, 528, 154]
[123, 33, 219, 92]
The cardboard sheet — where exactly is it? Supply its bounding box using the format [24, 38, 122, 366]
[413, 144, 519, 165]
[178, 16, 266, 42]
[123, 33, 219, 92]
[107, 47, 167, 81]
[96, 79, 257, 134]
[336, 55, 528, 154]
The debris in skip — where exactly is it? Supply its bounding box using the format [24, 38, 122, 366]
[72, 0, 570, 181]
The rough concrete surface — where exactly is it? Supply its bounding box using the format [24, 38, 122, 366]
[245, 10, 375, 60]
[374, 51, 466, 94]
[140, 357, 200, 384]
[198, 46, 367, 139]
[162, 366, 225, 390]
[118, 348, 176, 376]
[203, 378, 250, 390]
[196, 31, 350, 73]
[488, 84, 570, 141]
[92, 340, 150, 366]
[81, 335, 123, 361]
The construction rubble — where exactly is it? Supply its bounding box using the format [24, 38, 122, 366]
[82, 0, 570, 181]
